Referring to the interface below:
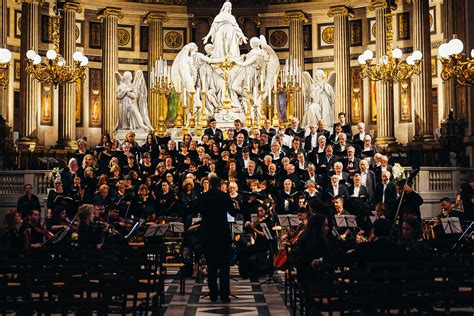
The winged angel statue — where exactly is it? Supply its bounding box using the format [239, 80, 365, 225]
[115, 70, 154, 132]
[301, 69, 336, 131]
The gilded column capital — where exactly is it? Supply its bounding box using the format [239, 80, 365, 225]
[97, 7, 124, 20]
[369, 0, 397, 11]
[328, 5, 354, 18]
[61, 2, 82, 14]
[144, 11, 168, 24]
[15, 0, 44, 5]
[284, 10, 309, 23]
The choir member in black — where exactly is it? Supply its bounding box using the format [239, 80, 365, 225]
[330, 162, 349, 185]
[260, 119, 276, 138]
[283, 164, 301, 190]
[373, 171, 397, 211]
[204, 118, 224, 144]
[359, 159, 376, 198]
[233, 119, 249, 140]
[241, 160, 262, 191]
[308, 135, 327, 165]
[374, 155, 393, 183]
[157, 181, 178, 216]
[286, 137, 304, 162]
[318, 144, 337, 177]
[352, 122, 370, 149]
[325, 174, 349, 203]
[394, 180, 423, 223]
[141, 133, 160, 162]
[343, 146, 360, 176]
[293, 213, 331, 315]
[95, 133, 112, 155]
[249, 139, 263, 161]
[277, 179, 298, 214]
[0, 210, 23, 250]
[235, 133, 248, 150]
[93, 184, 113, 210]
[295, 152, 309, 175]
[73, 138, 91, 167]
[77, 204, 103, 249]
[135, 184, 156, 219]
[47, 179, 65, 219]
[269, 142, 285, 165]
[123, 154, 140, 176]
[97, 142, 115, 175]
[196, 176, 236, 303]
[300, 163, 323, 189]
[61, 158, 81, 195]
[303, 180, 322, 205]
[329, 123, 344, 145]
[329, 195, 354, 242]
[316, 120, 331, 141]
[209, 142, 221, 161]
[179, 178, 198, 227]
[259, 133, 271, 154]
[285, 117, 305, 140]
[304, 125, 319, 153]
[73, 184, 91, 205]
[140, 152, 155, 177]
[334, 133, 350, 159]
[229, 181, 249, 222]
[17, 183, 41, 219]
[333, 112, 352, 139]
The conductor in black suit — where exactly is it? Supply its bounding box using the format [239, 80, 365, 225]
[196, 176, 236, 303]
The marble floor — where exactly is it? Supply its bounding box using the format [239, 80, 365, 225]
[163, 266, 290, 316]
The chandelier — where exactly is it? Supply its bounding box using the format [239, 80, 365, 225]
[439, 36, 474, 86]
[0, 47, 12, 87]
[358, 13, 422, 87]
[25, 2, 88, 87]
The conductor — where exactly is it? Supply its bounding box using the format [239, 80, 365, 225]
[197, 176, 236, 303]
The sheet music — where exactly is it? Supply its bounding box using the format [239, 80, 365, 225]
[231, 221, 243, 234]
[440, 217, 462, 234]
[170, 222, 185, 233]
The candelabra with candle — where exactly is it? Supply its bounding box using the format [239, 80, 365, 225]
[189, 91, 196, 128]
[200, 89, 208, 128]
[258, 89, 266, 127]
[245, 88, 253, 127]
[150, 58, 171, 136]
[439, 36, 474, 86]
[175, 88, 183, 128]
[276, 58, 302, 122]
[272, 86, 279, 127]
[182, 90, 188, 136]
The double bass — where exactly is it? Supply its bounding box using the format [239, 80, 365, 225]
[273, 224, 305, 271]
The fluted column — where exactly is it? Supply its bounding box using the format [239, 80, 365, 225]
[442, 0, 456, 118]
[57, 2, 81, 149]
[413, 0, 434, 142]
[97, 7, 123, 135]
[19, 0, 40, 144]
[284, 11, 308, 121]
[144, 11, 167, 131]
[370, 0, 396, 146]
[0, 0, 7, 122]
[328, 5, 353, 121]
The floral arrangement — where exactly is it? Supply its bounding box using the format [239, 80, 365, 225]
[47, 167, 61, 188]
[392, 163, 405, 182]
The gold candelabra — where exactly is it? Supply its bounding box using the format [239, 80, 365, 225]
[189, 91, 196, 128]
[272, 88, 279, 127]
[439, 36, 474, 86]
[200, 90, 208, 127]
[175, 90, 183, 128]
[274, 77, 299, 123]
[25, 3, 88, 87]
[358, 13, 421, 88]
[0, 48, 12, 87]
[150, 74, 171, 136]
[245, 89, 253, 127]
[219, 56, 235, 110]
[259, 89, 266, 126]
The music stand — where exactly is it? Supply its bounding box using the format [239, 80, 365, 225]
[258, 223, 281, 286]
[440, 217, 462, 234]
[334, 215, 358, 228]
[231, 221, 243, 234]
[169, 222, 185, 234]
[278, 215, 300, 227]
[144, 224, 169, 238]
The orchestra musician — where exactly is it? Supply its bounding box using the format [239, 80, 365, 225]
[77, 204, 103, 249]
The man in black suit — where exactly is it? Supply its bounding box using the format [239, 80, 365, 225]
[233, 119, 249, 140]
[373, 171, 397, 210]
[317, 145, 338, 176]
[260, 119, 276, 138]
[204, 118, 223, 144]
[352, 122, 370, 148]
[325, 174, 349, 203]
[342, 146, 360, 176]
[277, 179, 299, 214]
[316, 120, 331, 141]
[329, 123, 344, 145]
[196, 176, 236, 303]
[393, 180, 423, 222]
[285, 117, 305, 140]
[332, 112, 352, 139]
[359, 159, 376, 198]
[304, 125, 319, 153]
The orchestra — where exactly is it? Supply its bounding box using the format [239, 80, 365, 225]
[0, 116, 472, 311]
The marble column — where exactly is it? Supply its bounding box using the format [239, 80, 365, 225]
[0, 0, 7, 122]
[97, 7, 123, 136]
[442, 0, 456, 118]
[413, 0, 434, 142]
[144, 11, 167, 131]
[19, 0, 40, 144]
[57, 2, 81, 149]
[369, 0, 396, 146]
[284, 10, 308, 121]
[328, 5, 353, 121]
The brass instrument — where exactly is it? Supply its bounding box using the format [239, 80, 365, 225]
[422, 217, 439, 240]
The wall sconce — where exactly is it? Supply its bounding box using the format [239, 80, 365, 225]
[0, 47, 12, 87]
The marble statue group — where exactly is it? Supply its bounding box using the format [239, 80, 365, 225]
[116, 0, 336, 133]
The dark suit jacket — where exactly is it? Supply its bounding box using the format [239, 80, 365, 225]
[374, 165, 393, 184]
[352, 133, 371, 146]
[285, 127, 305, 140]
[316, 129, 330, 141]
[324, 184, 349, 202]
[353, 238, 405, 265]
[277, 189, 299, 214]
[197, 188, 236, 250]
[204, 128, 223, 143]
[394, 190, 424, 222]
[333, 123, 352, 139]
[233, 128, 249, 140]
[304, 134, 319, 153]
[260, 127, 276, 138]
[360, 170, 376, 197]
[348, 184, 369, 199]
[373, 181, 397, 209]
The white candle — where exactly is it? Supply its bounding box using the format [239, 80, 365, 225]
[178, 77, 182, 92]
[268, 87, 271, 104]
[183, 88, 187, 106]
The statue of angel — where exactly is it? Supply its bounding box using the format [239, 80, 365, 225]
[301, 69, 335, 131]
[171, 43, 199, 93]
[115, 70, 154, 132]
[259, 35, 280, 96]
